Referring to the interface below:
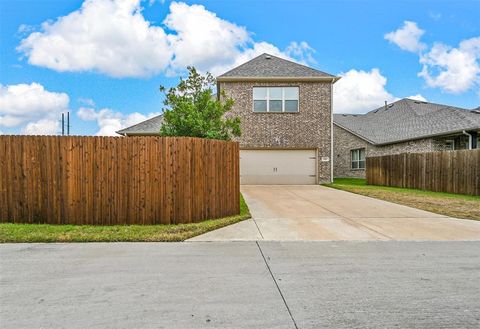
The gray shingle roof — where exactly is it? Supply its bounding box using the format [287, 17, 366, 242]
[333, 98, 480, 145]
[218, 53, 336, 78]
[116, 115, 163, 136]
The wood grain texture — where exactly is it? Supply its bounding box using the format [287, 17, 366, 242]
[0, 136, 240, 225]
[366, 149, 480, 196]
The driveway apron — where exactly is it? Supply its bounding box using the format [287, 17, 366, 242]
[189, 185, 480, 241]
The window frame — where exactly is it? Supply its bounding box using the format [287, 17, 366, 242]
[444, 139, 455, 151]
[350, 148, 366, 170]
[252, 86, 299, 113]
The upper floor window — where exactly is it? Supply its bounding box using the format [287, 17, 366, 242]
[351, 148, 366, 170]
[253, 87, 299, 113]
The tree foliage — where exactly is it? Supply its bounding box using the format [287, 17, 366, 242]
[159, 67, 241, 140]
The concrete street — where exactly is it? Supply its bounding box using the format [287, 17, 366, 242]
[190, 185, 480, 241]
[1, 242, 479, 328]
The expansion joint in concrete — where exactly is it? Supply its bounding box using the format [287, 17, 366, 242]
[256, 241, 298, 329]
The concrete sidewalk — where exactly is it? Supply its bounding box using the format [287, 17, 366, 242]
[1, 242, 479, 328]
[189, 185, 480, 241]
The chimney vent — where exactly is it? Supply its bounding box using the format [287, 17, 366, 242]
[265, 55, 271, 59]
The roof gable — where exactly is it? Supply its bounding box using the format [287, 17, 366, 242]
[217, 53, 337, 79]
[333, 99, 480, 145]
[116, 115, 163, 136]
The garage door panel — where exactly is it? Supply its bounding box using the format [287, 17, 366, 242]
[240, 150, 317, 185]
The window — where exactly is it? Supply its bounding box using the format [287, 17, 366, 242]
[351, 148, 365, 170]
[253, 87, 299, 112]
[445, 140, 455, 151]
[253, 87, 267, 112]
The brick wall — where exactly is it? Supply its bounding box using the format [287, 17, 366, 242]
[333, 125, 436, 178]
[219, 81, 333, 183]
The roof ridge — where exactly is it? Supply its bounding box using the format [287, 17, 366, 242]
[217, 52, 336, 78]
[404, 97, 469, 110]
[261, 53, 335, 77]
[216, 53, 267, 78]
[403, 98, 418, 115]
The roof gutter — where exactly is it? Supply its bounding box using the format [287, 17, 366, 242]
[372, 128, 480, 146]
[330, 80, 334, 183]
[463, 130, 473, 149]
[217, 76, 341, 83]
[334, 122, 480, 146]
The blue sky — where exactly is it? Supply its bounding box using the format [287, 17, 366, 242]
[1, 0, 479, 135]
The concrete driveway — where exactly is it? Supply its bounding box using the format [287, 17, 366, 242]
[190, 185, 480, 241]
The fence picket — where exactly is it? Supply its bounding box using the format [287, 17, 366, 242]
[0, 136, 240, 225]
[366, 149, 480, 196]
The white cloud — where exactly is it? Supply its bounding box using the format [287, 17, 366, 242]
[385, 21, 480, 94]
[284, 41, 316, 65]
[406, 94, 427, 102]
[418, 37, 480, 93]
[333, 68, 397, 114]
[384, 21, 426, 53]
[18, 0, 171, 78]
[333, 69, 430, 113]
[164, 2, 249, 74]
[77, 107, 160, 135]
[203, 41, 288, 77]
[0, 82, 69, 134]
[18, 0, 315, 78]
[78, 97, 96, 107]
[22, 119, 60, 135]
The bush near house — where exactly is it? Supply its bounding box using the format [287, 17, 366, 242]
[159, 66, 241, 140]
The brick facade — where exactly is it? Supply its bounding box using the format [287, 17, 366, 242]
[333, 125, 446, 178]
[333, 125, 475, 178]
[433, 135, 470, 151]
[219, 81, 333, 183]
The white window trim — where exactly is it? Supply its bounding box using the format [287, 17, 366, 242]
[350, 148, 366, 170]
[445, 139, 455, 150]
[253, 87, 299, 113]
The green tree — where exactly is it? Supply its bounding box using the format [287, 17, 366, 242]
[159, 67, 241, 140]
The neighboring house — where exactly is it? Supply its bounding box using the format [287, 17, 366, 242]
[117, 115, 164, 136]
[333, 98, 480, 178]
[118, 53, 339, 185]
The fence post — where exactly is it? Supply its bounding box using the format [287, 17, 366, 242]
[0, 136, 241, 225]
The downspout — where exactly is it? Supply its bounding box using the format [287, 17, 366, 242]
[462, 130, 473, 149]
[330, 78, 335, 183]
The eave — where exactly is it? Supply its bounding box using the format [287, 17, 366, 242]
[217, 76, 341, 83]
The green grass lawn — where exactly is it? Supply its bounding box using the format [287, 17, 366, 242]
[0, 195, 250, 243]
[325, 178, 480, 221]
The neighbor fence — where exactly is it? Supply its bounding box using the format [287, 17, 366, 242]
[0, 136, 240, 225]
[366, 149, 480, 196]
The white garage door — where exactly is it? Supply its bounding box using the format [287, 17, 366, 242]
[240, 149, 317, 185]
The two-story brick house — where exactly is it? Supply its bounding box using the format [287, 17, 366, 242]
[118, 53, 339, 184]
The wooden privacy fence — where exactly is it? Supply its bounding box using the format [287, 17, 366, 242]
[0, 136, 240, 225]
[366, 149, 480, 196]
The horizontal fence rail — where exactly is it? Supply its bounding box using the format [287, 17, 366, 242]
[366, 149, 480, 196]
[0, 136, 240, 225]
